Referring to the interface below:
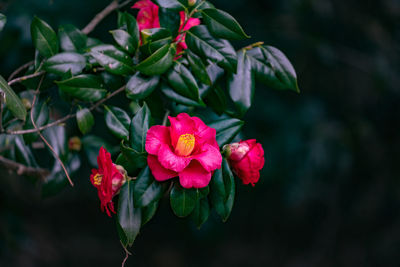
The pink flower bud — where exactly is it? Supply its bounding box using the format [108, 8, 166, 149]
[226, 140, 265, 186]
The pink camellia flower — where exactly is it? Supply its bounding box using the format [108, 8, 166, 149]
[225, 140, 265, 186]
[90, 147, 127, 216]
[145, 113, 222, 188]
[132, 0, 200, 54]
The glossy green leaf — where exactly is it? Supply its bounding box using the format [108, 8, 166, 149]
[191, 197, 210, 229]
[159, 7, 181, 36]
[187, 51, 212, 85]
[104, 105, 130, 140]
[141, 201, 159, 226]
[56, 74, 107, 102]
[90, 44, 135, 75]
[161, 84, 206, 107]
[133, 166, 164, 208]
[126, 73, 160, 100]
[205, 84, 227, 115]
[44, 52, 86, 76]
[201, 8, 249, 40]
[198, 63, 224, 97]
[141, 28, 172, 44]
[0, 13, 6, 32]
[248, 45, 300, 92]
[130, 103, 151, 152]
[154, 0, 185, 10]
[30, 16, 59, 58]
[43, 125, 67, 159]
[210, 159, 235, 222]
[228, 50, 255, 116]
[120, 140, 147, 171]
[208, 118, 244, 147]
[117, 12, 140, 44]
[167, 63, 200, 101]
[135, 43, 176, 75]
[110, 29, 137, 54]
[186, 25, 237, 72]
[58, 24, 87, 52]
[76, 107, 94, 134]
[15, 136, 38, 167]
[170, 183, 198, 217]
[118, 180, 142, 247]
[0, 75, 27, 120]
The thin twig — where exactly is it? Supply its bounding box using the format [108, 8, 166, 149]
[8, 71, 46, 86]
[8, 60, 35, 81]
[82, 0, 122, 35]
[30, 75, 74, 187]
[0, 155, 50, 178]
[6, 85, 127, 135]
[120, 241, 132, 267]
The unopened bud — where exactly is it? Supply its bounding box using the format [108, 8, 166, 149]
[225, 142, 250, 161]
[188, 0, 197, 6]
[21, 98, 32, 110]
[68, 136, 82, 151]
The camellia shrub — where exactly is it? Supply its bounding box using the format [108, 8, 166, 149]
[0, 0, 299, 263]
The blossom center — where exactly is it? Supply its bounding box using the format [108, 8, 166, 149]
[93, 173, 103, 185]
[175, 134, 195, 156]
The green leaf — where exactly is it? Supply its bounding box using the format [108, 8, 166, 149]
[204, 84, 227, 115]
[0, 13, 6, 32]
[56, 74, 107, 102]
[135, 43, 176, 76]
[130, 103, 151, 152]
[161, 84, 206, 107]
[104, 105, 130, 140]
[187, 51, 212, 86]
[159, 7, 181, 36]
[248, 45, 299, 92]
[117, 12, 140, 41]
[186, 25, 237, 72]
[141, 28, 172, 44]
[133, 166, 164, 208]
[154, 0, 185, 10]
[141, 201, 159, 226]
[90, 44, 135, 75]
[110, 29, 137, 54]
[0, 75, 27, 120]
[210, 159, 235, 222]
[190, 197, 210, 229]
[43, 125, 67, 160]
[201, 8, 249, 40]
[30, 16, 59, 58]
[126, 73, 160, 100]
[15, 136, 38, 167]
[170, 183, 197, 217]
[117, 180, 142, 247]
[120, 140, 147, 171]
[76, 107, 94, 134]
[228, 50, 254, 116]
[167, 63, 200, 101]
[44, 52, 86, 76]
[208, 118, 244, 147]
[58, 24, 87, 52]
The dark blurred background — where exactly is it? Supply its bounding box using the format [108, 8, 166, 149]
[1, 0, 400, 266]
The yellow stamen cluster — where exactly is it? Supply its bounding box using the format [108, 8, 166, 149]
[175, 134, 195, 157]
[93, 173, 103, 185]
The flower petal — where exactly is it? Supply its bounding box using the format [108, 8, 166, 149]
[192, 143, 222, 172]
[147, 155, 178, 181]
[145, 125, 170, 155]
[192, 116, 219, 149]
[168, 113, 196, 147]
[158, 143, 191, 172]
[179, 161, 212, 189]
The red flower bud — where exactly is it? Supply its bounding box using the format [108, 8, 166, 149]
[90, 147, 127, 216]
[226, 140, 265, 186]
[68, 136, 82, 151]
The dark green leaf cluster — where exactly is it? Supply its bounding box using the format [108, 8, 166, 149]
[0, 0, 300, 249]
